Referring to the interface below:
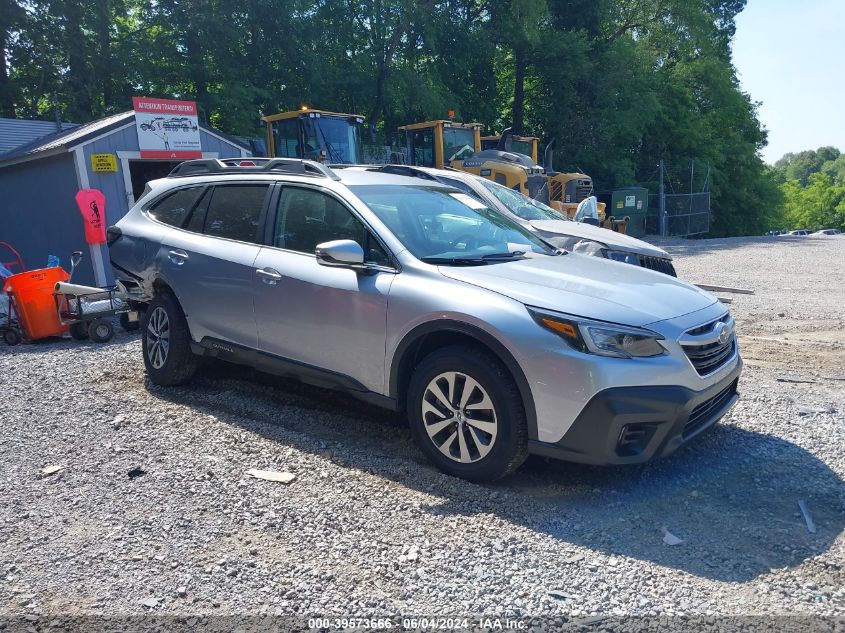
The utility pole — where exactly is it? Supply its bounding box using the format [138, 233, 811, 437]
[658, 159, 666, 237]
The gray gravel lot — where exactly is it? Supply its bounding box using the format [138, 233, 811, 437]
[1, 235, 843, 625]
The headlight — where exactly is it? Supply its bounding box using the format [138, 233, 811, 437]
[528, 308, 665, 358]
[603, 249, 641, 266]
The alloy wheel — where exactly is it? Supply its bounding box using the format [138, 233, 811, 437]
[146, 306, 170, 369]
[421, 371, 498, 464]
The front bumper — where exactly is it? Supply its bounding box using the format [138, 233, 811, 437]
[527, 358, 742, 465]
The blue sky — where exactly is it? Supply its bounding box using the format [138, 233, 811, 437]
[732, 0, 845, 163]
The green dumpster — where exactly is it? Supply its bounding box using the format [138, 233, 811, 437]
[606, 187, 649, 237]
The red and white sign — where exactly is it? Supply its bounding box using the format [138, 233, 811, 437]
[133, 97, 202, 159]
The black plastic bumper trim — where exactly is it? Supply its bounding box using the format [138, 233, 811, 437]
[528, 359, 742, 465]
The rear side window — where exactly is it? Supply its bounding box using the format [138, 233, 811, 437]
[202, 184, 269, 243]
[148, 188, 201, 227]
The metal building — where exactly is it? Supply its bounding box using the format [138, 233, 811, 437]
[0, 111, 249, 285]
[0, 117, 78, 155]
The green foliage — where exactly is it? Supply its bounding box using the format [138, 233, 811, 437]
[0, 0, 798, 236]
[774, 147, 845, 232]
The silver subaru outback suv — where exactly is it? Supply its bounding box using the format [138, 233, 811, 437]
[109, 158, 741, 482]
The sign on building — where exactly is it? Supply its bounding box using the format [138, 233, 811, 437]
[90, 153, 117, 172]
[132, 97, 202, 159]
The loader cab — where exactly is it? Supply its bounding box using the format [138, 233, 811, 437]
[262, 108, 364, 164]
[400, 120, 482, 169]
[481, 134, 540, 164]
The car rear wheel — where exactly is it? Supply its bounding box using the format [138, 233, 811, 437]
[407, 345, 528, 482]
[142, 291, 196, 386]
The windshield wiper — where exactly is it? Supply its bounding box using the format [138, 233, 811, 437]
[481, 251, 526, 260]
[419, 256, 489, 266]
[420, 251, 528, 266]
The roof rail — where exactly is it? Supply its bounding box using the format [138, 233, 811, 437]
[168, 157, 340, 181]
[370, 164, 438, 181]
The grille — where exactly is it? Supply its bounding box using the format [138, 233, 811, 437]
[684, 380, 737, 438]
[681, 314, 735, 376]
[640, 256, 677, 277]
[684, 339, 735, 375]
[574, 184, 593, 203]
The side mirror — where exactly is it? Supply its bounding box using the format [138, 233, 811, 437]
[315, 240, 365, 268]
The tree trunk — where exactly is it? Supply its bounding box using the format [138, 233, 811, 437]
[512, 47, 525, 134]
[0, 0, 21, 117]
[62, 0, 93, 120]
[0, 28, 14, 117]
[95, 0, 112, 112]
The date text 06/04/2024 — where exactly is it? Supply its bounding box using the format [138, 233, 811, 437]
[307, 617, 527, 630]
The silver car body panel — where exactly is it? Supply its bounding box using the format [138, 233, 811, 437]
[111, 167, 740, 452]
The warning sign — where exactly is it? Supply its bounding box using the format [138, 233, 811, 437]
[132, 96, 202, 159]
[625, 195, 636, 207]
[90, 154, 117, 172]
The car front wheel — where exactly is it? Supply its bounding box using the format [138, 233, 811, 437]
[142, 291, 197, 386]
[407, 345, 528, 482]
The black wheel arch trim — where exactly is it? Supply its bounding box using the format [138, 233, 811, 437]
[389, 319, 539, 441]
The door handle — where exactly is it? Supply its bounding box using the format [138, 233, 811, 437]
[168, 249, 189, 265]
[256, 267, 283, 284]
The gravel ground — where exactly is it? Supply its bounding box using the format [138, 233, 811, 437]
[1, 235, 843, 629]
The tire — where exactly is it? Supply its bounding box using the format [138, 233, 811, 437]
[142, 291, 196, 386]
[407, 345, 528, 482]
[120, 312, 140, 332]
[88, 318, 114, 343]
[3, 329, 21, 346]
[69, 322, 89, 340]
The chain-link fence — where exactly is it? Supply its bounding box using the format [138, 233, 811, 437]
[361, 144, 406, 165]
[646, 192, 711, 236]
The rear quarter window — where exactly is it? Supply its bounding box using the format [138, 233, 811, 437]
[147, 188, 202, 227]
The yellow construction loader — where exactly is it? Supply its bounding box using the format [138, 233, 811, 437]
[540, 140, 605, 220]
[399, 121, 549, 201]
[481, 134, 540, 163]
[262, 107, 365, 164]
[481, 132, 605, 220]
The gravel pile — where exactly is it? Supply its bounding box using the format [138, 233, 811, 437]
[1, 235, 843, 626]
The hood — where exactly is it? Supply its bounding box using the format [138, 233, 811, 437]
[529, 220, 669, 259]
[438, 253, 716, 327]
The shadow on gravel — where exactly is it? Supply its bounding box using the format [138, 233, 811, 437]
[150, 360, 845, 584]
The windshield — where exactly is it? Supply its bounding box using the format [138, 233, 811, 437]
[480, 179, 569, 222]
[349, 184, 556, 262]
[302, 116, 361, 164]
[443, 128, 476, 162]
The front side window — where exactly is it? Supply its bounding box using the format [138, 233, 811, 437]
[349, 184, 556, 262]
[481, 179, 567, 222]
[442, 127, 476, 162]
[274, 187, 389, 264]
[409, 129, 435, 167]
[202, 184, 269, 243]
[272, 119, 299, 158]
[147, 187, 202, 227]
